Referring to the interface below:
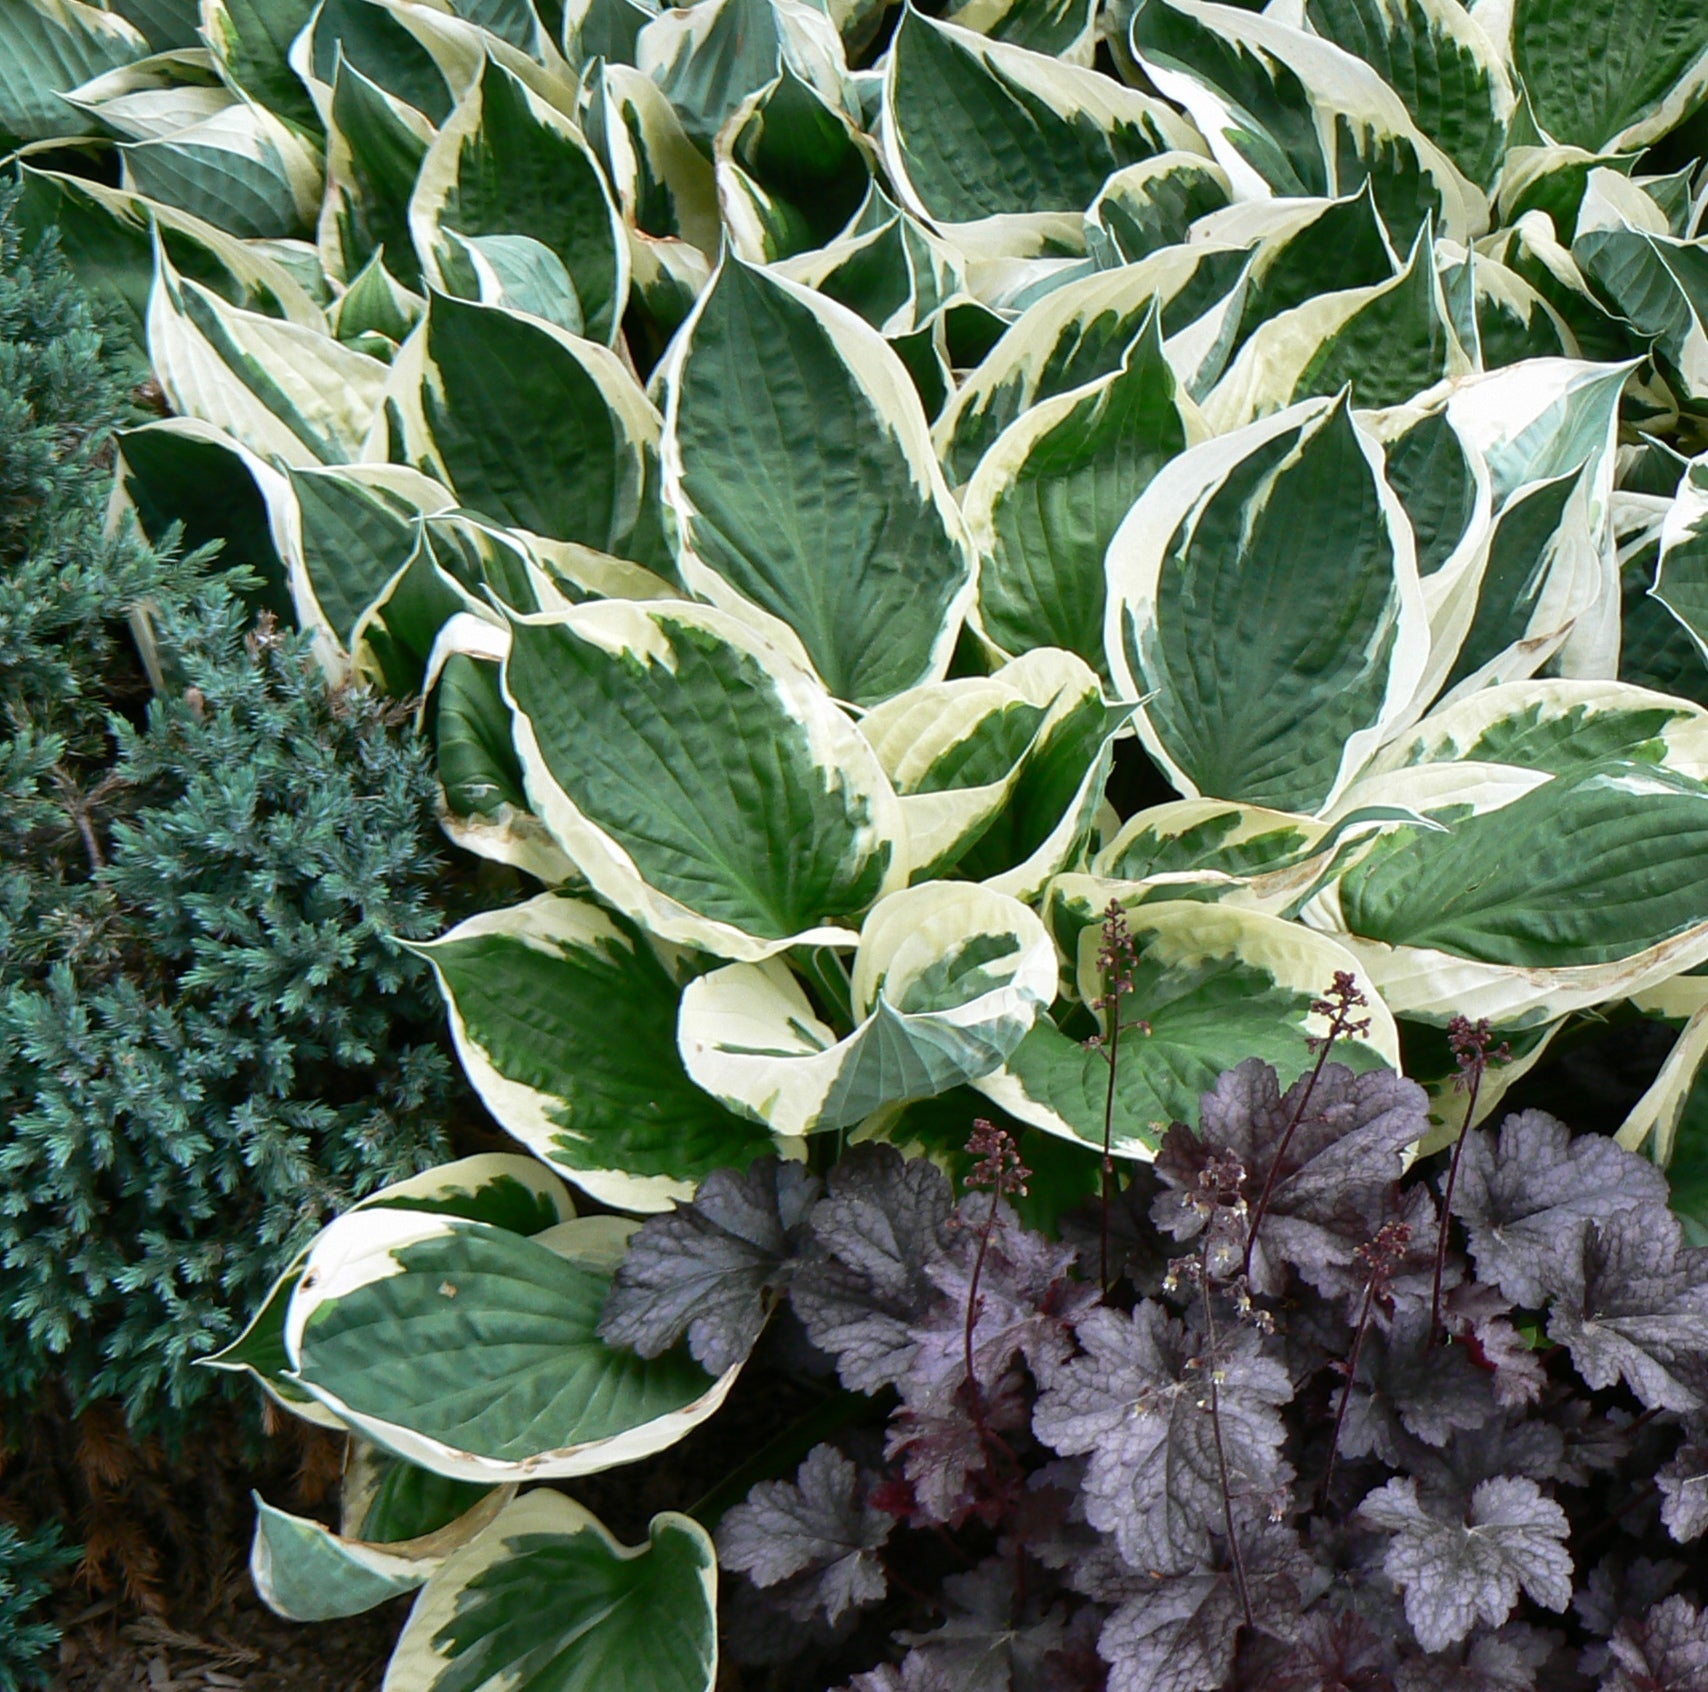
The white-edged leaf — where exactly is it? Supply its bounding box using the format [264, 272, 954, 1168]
[383, 1493, 717, 1692]
[1107, 394, 1428, 814]
[408, 55, 627, 346]
[1083, 152, 1231, 266]
[147, 234, 385, 465]
[966, 305, 1199, 678]
[975, 897, 1399, 1157]
[678, 880, 1056, 1136]
[503, 598, 904, 962]
[413, 894, 781, 1211]
[858, 647, 1113, 885]
[250, 1484, 508, 1622]
[636, 0, 848, 152]
[880, 7, 1202, 257]
[1307, 759, 1708, 1022]
[935, 247, 1241, 485]
[1500, 0, 1708, 154]
[1302, 0, 1513, 188]
[286, 1209, 739, 1481]
[659, 258, 973, 706]
[1203, 222, 1469, 429]
[0, 0, 147, 141]
[388, 291, 670, 571]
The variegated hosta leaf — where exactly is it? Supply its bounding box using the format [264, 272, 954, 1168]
[319, 57, 435, 290]
[202, 1154, 578, 1423]
[106, 86, 324, 241]
[1201, 187, 1395, 349]
[114, 417, 291, 620]
[268, 462, 454, 656]
[965, 305, 1197, 679]
[409, 56, 628, 345]
[1437, 243, 1572, 370]
[1574, 222, 1708, 410]
[0, 0, 146, 141]
[1131, 0, 1482, 239]
[974, 897, 1399, 1158]
[431, 650, 579, 883]
[1093, 797, 1331, 904]
[636, 0, 849, 153]
[1309, 760, 1708, 1023]
[1083, 152, 1231, 267]
[201, 0, 320, 130]
[660, 259, 973, 705]
[414, 893, 779, 1209]
[858, 648, 1115, 887]
[1301, 0, 1513, 190]
[1107, 394, 1428, 815]
[147, 237, 385, 465]
[1203, 222, 1469, 429]
[503, 599, 904, 961]
[880, 7, 1201, 256]
[328, 253, 423, 354]
[583, 61, 718, 331]
[1616, 1001, 1708, 1245]
[769, 206, 967, 338]
[383, 1493, 717, 1692]
[1369, 678, 1708, 780]
[945, 0, 1098, 65]
[388, 292, 671, 572]
[1503, 0, 1708, 154]
[285, 1206, 737, 1481]
[935, 250, 1236, 485]
[250, 1475, 509, 1622]
[715, 66, 873, 264]
[678, 881, 1056, 1136]
[563, 0, 654, 75]
[16, 165, 324, 348]
[1655, 458, 1708, 662]
[292, 0, 457, 129]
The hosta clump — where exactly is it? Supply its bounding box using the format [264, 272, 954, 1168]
[599, 1057, 1708, 1691]
[26, 0, 1708, 1227]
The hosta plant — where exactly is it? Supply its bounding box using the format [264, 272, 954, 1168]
[21, 0, 1708, 1674]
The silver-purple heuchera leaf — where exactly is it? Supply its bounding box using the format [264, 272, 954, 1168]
[1357, 1476, 1572, 1652]
[1658, 1427, 1708, 1544]
[1448, 1111, 1671, 1309]
[717, 1443, 893, 1624]
[1097, 1525, 1319, 1692]
[1031, 1302, 1293, 1575]
[792, 1144, 956, 1393]
[1153, 1060, 1427, 1296]
[1544, 1208, 1708, 1413]
[1598, 1595, 1708, 1691]
[597, 1153, 821, 1373]
[1393, 1623, 1558, 1691]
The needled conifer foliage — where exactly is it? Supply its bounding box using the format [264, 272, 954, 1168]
[0, 185, 469, 1429]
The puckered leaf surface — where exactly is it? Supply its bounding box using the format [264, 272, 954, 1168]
[1449, 1110, 1672, 1307]
[716, 1444, 891, 1623]
[599, 1156, 821, 1375]
[1358, 1475, 1571, 1652]
[1032, 1302, 1293, 1574]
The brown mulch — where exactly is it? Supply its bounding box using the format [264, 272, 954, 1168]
[52, 1595, 406, 1692]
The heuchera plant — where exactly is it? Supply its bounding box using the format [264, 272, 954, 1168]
[604, 975, 1708, 1691]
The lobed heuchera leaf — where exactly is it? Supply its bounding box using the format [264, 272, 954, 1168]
[1098, 1525, 1318, 1692]
[1357, 1476, 1572, 1653]
[598, 1155, 821, 1374]
[1544, 1208, 1708, 1413]
[716, 1443, 892, 1624]
[1032, 1303, 1293, 1575]
[882, 1558, 1080, 1692]
[791, 1145, 956, 1394]
[1153, 1059, 1428, 1296]
[905, 1202, 1099, 1402]
[1600, 1595, 1708, 1692]
[1658, 1427, 1708, 1543]
[1449, 1110, 1672, 1307]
